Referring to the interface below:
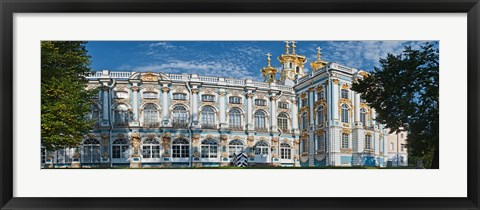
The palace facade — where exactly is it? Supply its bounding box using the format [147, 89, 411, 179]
[42, 41, 407, 168]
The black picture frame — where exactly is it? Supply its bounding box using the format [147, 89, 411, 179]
[1, 0, 479, 209]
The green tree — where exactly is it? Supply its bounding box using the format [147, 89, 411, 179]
[41, 41, 96, 151]
[351, 43, 439, 168]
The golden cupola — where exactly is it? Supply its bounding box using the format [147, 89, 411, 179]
[277, 41, 307, 85]
[310, 46, 328, 71]
[260, 53, 278, 83]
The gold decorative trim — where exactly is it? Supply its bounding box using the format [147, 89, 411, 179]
[141, 73, 158, 82]
[340, 148, 353, 154]
[300, 92, 307, 99]
[332, 79, 339, 85]
[341, 83, 350, 89]
[342, 128, 351, 134]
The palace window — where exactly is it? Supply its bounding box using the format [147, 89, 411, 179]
[317, 90, 324, 100]
[278, 102, 289, 109]
[390, 143, 394, 150]
[82, 138, 101, 163]
[143, 92, 158, 99]
[41, 147, 46, 164]
[317, 106, 324, 125]
[341, 133, 349, 149]
[277, 113, 289, 133]
[173, 93, 187, 100]
[228, 108, 242, 130]
[317, 134, 325, 152]
[301, 112, 308, 129]
[254, 110, 267, 131]
[114, 104, 130, 126]
[254, 99, 267, 106]
[172, 105, 188, 128]
[289, 63, 292, 68]
[112, 139, 129, 159]
[201, 94, 215, 102]
[142, 139, 160, 159]
[360, 108, 367, 126]
[341, 89, 349, 99]
[280, 143, 292, 159]
[55, 148, 75, 164]
[365, 135, 372, 150]
[88, 104, 100, 125]
[401, 144, 405, 152]
[301, 98, 308, 107]
[115, 91, 129, 99]
[302, 139, 308, 153]
[229, 96, 242, 104]
[201, 106, 216, 129]
[171, 138, 189, 158]
[201, 139, 218, 158]
[341, 104, 350, 123]
[228, 140, 244, 158]
[143, 104, 159, 127]
[254, 141, 269, 155]
[296, 66, 300, 73]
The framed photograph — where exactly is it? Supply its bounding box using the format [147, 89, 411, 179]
[1, 0, 479, 209]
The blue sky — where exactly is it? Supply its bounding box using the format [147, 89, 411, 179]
[86, 41, 437, 81]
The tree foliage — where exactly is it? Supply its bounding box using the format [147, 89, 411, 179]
[41, 41, 96, 150]
[351, 43, 439, 168]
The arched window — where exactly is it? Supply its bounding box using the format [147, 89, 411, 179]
[82, 138, 101, 163]
[254, 141, 269, 155]
[201, 106, 216, 129]
[172, 105, 188, 128]
[171, 138, 189, 158]
[301, 112, 308, 129]
[277, 113, 289, 133]
[228, 140, 244, 158]
[112, 139, 129, 159]
[341, 104, 350, 123]
[317, 90, 324, 100]
[365, 135, 372, 150]
[317, 106, 324, 125]
[201, 139, 218, 158]
[114, 104, 130, 126]
[228, 108, 242, 130]
[254, 110, 267, 131]
[143, 104, 159, 127]
[302, 139, 308, 153]
[296, 66, 300, 73]
[280, 143, 291, 159]
[341, 133, 349, 149]
[142, 139, 160, 159]
[55, 148, 75, 164]
[360, 108, 367, 126]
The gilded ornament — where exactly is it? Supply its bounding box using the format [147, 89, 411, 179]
[359, 71, 369, 77]
[316, 86, 323, 92]
[221, 152, 229, 158]
[131, 86, 139, 92]
[300, 92, 307, 99]
[191, 89, 199, 94]
[147, 133, 156, 140]
[193, 151, 200, 158]
[87, 133, 97, 139]
[308, 87, 314, 92]
[161, 86, 170, 93]
[269, 95, 277, 101]
[332, 79, 339, 85]
[340, 148, 353, 154]
[342, 128, 351, 134]
[341, 83, 350, 90]
[315, 129, 324, 135]
[271, 137, 279, 144]
[141, 73, 158, 82]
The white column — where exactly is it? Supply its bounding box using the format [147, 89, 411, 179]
[354, 93, 360, 125]
[246, 91, 254, 130]
[309, 88, 315, 125]
[132, 84, 139, 123]
[270, 93, 277, 132]
[102, 86, 109, 122]
[161, 85, 170, 124]
[191, 87, 199, 127]
[219, 89, 227, 129]
[371, 108, 377, 127]
[332, 79, 340, 121]
[291, 97, 299, 132]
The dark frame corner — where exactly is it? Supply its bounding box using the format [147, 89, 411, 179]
[1, 0, 479, 209]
